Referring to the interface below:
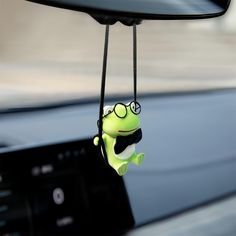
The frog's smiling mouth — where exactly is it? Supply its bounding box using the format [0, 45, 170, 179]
[118, 127, 138, 133]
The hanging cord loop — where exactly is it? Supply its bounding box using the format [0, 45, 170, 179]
[98, 24, 109, 163]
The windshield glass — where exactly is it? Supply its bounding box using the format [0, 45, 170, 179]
[0, 0, 235, 110]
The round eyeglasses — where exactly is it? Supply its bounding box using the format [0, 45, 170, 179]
[103, 101, 141, 119]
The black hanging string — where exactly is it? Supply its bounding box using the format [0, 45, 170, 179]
[133, 23, 137, 103]
[98, 23, 138, 163]
[98, 24, 109, 163]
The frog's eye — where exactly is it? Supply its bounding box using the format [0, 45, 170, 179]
[114, 103, 127, 118]
[103, 106, 113, 117]
[130, 101, 141, 115]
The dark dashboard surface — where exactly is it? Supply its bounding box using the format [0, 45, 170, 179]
[0, 89, 236, 235]
[0, 139, 134, 235]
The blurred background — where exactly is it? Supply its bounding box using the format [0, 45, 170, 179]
[0, 0, 235, 109]
[0, 2, 235, 235]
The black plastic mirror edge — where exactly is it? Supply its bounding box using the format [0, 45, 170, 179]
[27, 0, 231, 24]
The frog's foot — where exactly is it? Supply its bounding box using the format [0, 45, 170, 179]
[116, 162, 129, 176]
[132, 153, 144, 166]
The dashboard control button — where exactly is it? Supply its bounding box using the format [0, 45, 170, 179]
[31, 164, 54, 177]
[41, 164, 53, 174]
[53, 188, 65, 205]
[56, 216, 74, 227]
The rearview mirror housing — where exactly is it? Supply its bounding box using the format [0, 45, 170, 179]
[28, 0, 231, 24]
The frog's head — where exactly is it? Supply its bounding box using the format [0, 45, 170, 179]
[101, 101, 141, 138]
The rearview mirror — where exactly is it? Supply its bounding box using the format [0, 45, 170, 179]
[28, 0, 231, 21]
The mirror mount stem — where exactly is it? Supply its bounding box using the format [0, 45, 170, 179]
[90, 14, 142, 26]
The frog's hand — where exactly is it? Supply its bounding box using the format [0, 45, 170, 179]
[93, 134, 107, 146]
[93, 136, 99, 146]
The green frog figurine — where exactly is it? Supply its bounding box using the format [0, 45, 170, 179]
[94, 101, 144, 176]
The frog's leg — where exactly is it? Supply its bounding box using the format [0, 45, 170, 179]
[117, 162, 129, 176]
[130, 152, 144, 166]
[108, 155, 129, 176]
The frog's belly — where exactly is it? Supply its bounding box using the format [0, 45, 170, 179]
[114, 144, 135, 160]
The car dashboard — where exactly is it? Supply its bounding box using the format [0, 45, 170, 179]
[0, 139, 134, 235]
[0, 90, 236, 235]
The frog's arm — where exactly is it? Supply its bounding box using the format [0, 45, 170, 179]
[93, 134, 107, 146]
[93, 136, 99, 146]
